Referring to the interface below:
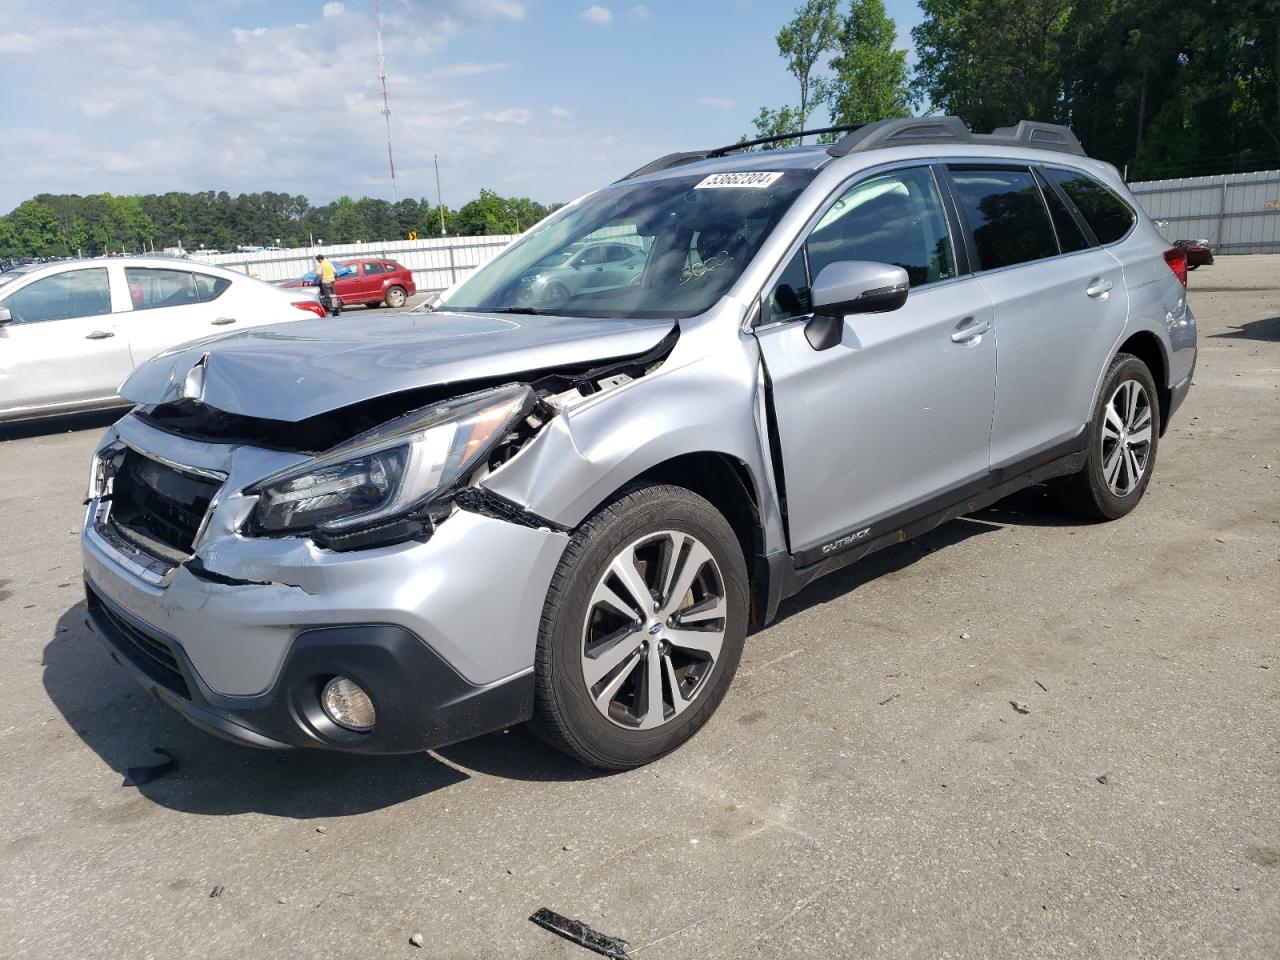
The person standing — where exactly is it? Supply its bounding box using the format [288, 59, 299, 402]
[315, 254, 341, 316]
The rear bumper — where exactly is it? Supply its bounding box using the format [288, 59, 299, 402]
[85, 581, 534, 753]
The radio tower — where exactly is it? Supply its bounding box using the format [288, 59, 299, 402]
[374, 0, 399, 202]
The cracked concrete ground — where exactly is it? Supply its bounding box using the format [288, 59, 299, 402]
[0, 256, 1276, 959]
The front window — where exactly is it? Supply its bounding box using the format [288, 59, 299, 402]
[0, 268, 112, 323]
[441, 170, 816, 319]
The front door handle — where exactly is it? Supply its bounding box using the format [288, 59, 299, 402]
[85, 330, 114, 340]
[951, 317, 990, 344]
[1086, 278, 1114, 299]
[211, 317, 236, 326]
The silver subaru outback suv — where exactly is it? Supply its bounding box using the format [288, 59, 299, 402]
[82, 118, 1196, 769]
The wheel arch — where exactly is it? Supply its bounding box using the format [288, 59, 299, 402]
[1113, 329, 1171, 435]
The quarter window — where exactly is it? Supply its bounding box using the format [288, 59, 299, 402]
[124, 268, 201, 310]
[193, 273, 232, 301]
[808, 167, 955, 287]
[949, 167, 1058, 270]
[0, 268, 111, 324]
[1045, 167, 1136, 244]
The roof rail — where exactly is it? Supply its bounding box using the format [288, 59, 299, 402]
[826, 116, 1085, 158]
[617, 124, 868, 181]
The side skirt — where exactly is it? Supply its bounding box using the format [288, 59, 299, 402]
[761, 436, 1086, 623]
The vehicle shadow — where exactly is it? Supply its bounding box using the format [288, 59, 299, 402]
[0, 408, 125, 443]
[770, 484, 1087, 624]
[43, 602, 599, 819]
[1209, 315, 1280, 342]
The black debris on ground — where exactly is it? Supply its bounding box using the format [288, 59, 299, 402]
[529, 908, 630, 959]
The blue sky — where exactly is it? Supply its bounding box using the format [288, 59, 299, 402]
[0, 0, 924, 212]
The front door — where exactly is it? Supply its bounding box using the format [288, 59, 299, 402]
[0, 265, 134, 416]
[754, 165, 997, 560]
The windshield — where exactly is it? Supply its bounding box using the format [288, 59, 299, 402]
[441, 169, 816, 319]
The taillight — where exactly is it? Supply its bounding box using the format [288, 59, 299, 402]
[292, 300, 327, 318]
[1163, 247, 1188, 287]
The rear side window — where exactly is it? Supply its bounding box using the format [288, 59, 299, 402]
[1035, 170, 1092, 253]
[1046, 167, 1136, 244]
[193, 273, 231, 301]
[125, 268, 200, 310]
[382, 262, 399, 272]
[948, 167, 1057, 270]
[364, 262, 387, 275]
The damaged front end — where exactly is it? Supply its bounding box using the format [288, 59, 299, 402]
[80, 330, 679, 736]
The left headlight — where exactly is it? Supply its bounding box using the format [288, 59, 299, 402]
[247, 383, 534, 538]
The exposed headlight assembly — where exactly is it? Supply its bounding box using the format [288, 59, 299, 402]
[247, 384, 534, 546]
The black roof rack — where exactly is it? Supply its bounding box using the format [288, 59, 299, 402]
[826, 117, 1085, 157]
[618, 117, 1085, 182]
[617, 125, 867, 181]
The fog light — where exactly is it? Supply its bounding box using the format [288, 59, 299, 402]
[321, 677, 376, 732]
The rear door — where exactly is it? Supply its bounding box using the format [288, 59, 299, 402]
[0, 265, 134, 415]
[120, 266, 232, 368]
[754, 164, 997, 559]
[945, 164, 1129, 467]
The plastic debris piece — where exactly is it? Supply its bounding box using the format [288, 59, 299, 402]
[209, 885, 224, 898]
[409, 933, 424, 948]
[123, 748, 176, 786]
[530, 908, 630, 959]
[1096, 774, 1109, 785]
[1010, 701, 1031, 715]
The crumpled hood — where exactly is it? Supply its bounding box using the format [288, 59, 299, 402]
[121, 311, 675, 421]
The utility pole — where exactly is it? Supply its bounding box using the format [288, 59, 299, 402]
[434, 154, 447, 235]
[374, 0, 398, 202]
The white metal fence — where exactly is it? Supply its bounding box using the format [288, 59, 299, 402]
[1129, 169, 1280, 254]
[197, 235, 519, 294]
[195, 170, 1279, 287]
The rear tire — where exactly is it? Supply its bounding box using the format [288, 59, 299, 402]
[1052, 352, 1160, 521]
[384, 286, 407, 308]
[530, 483, 749, 769]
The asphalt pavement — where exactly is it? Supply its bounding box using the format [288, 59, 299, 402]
[0, 257, 1276, 959]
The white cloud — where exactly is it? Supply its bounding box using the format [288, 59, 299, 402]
[580, 5, 613, 26]
[549, 106, 573, 120]
[322, 2, 344, 17]
[698, 96, 735, 111]
[629, 4, 651, 20]
[426, 61, 513, 79]
[481, 107, 533, 125]
[0, 31, 37, 52]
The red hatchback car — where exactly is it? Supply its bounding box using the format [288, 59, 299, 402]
[280, 258, 417, 308]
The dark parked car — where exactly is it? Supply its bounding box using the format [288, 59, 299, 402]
[1174, 239, 1214, 269]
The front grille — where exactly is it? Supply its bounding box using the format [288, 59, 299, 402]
[108, 450, 221, 558]
[87, 587, 191, 700]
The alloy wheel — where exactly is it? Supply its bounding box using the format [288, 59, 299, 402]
[1101, 379, 1153, 497]
[580, 531, 727, 730]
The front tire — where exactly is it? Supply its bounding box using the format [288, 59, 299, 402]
[1053, 352, 1160, 520]
[530, 483, 749, 769]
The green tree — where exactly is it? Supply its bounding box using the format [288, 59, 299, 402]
[777, 0, 841, 124]
[821, 0, 911, 126]
[742, 105, 807, 149]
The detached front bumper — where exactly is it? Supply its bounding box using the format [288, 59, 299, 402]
[83, 501, 569, 754]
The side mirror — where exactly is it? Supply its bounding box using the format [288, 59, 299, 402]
[804, 261, 910, 351]
[0, 307, 11, 326]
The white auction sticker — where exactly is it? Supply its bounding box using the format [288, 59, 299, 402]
[694, 172, 784, 189]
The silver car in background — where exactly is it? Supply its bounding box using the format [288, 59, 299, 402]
[81, 118, 1195, 769]
[0, 257, 325, 422]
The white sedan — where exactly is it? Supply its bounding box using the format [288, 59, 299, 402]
[0, 257, 326, 423]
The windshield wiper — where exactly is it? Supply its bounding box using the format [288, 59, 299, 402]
[478, 306, 554, 315]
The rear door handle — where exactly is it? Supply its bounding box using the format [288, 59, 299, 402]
[951, 317, 990, 343]
[85, 330, 114, 340]
[1086, 278, 1114, 299]
[211, 317, 236, 326]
